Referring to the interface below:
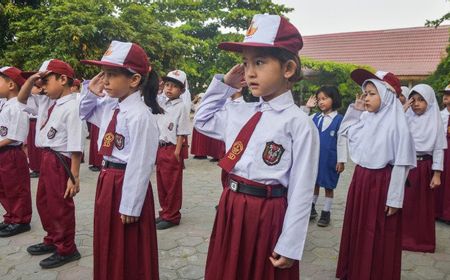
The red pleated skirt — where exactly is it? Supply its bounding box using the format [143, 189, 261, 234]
[435, 136, 450, 221]
[205, 175, 299, 280]
[336, 165, 402, 280]
[88, 124, 102, 167]
[207, 137, 225, 160]
[190, 128, 209, 157]
[93, 167, 159, 280]
[402, 158, 435, 252]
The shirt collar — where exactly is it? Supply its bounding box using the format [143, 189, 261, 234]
[321, 110, 337, 118]
[56, 93, 76, 106]
[258, 90, 295, 112]
[117, 91, 141, 112]
[165, 98, 183, 106]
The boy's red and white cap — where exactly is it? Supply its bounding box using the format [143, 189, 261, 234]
[440, 84, 450, 93]
[39, 59, 75, 79]
[81, 40, 150, 76]
[351, 69, 402, 95]
[0, 66, 28, 87]
[218, 14, 303, 55]
[162, 70, 186, 88]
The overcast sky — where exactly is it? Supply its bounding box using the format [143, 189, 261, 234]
[273, 0, 450, 35]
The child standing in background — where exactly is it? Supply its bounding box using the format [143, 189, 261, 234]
[303, 85, 345, 227]
[155, 70, 191, 230]
[402, 84, 446, 253]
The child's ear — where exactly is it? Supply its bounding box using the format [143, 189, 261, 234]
[130, 74, 142, 88]
[7, 80, 17, 91]
[59, 75, 69, 86]
[283, 59, 297, 80]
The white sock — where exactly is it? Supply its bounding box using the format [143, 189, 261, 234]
[323, 197, 333, 212]
[313, 195, 318, 205]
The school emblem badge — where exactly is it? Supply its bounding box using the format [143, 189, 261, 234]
[102, 132, 115, 148]
[114, 133, 125, 150]
[246, 21, 258, 37]
[227, 141, 244, 160]
[262, 141, 285, 166]
[168, 122, 174, 131]
[47, 127, 57, 139]
[0, 126, 7, 137]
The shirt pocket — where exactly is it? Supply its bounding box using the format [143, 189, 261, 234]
[255, 138, 291, 170]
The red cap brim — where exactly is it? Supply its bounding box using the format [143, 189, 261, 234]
[218, 42, 281, 53]
[21, 71, 37, 79]
[81, 59, 129, 70]
[350, 69, 380, 86]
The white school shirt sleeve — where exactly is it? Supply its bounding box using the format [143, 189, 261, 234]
[119, 112, 159, 217]
[193, 75, 239, 141]
[79, 81, 109, 127]
[66, 104, 85, 152]
[274, 118, 320, 260]
[4, 103, 29, 143]
[432, 149, 444, 171]
[337, 134, 348, 163]
[176, 103, 192, 136]
[386, 165, 410, 208]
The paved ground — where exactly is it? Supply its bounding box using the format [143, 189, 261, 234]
[0, 142, 450, 279]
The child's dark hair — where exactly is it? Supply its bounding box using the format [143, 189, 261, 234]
[116, 68, 164, 114]
[253, 47, 302, 82]
[443, 91, 450, 96]
[0, 73, 20, 90]
[315, 85, 342, 110]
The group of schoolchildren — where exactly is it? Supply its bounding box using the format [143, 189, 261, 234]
[0, 13, 449, 280]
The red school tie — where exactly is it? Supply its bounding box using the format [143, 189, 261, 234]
[218, 111, 263, 173]
[40, 103, 56, 130]
[99, 108, 120, 156]
[447, 115, 450, 138]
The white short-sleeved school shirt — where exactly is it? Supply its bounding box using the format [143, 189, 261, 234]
[22, 93, 84, 157]
[157, 98, 191, 144]
[0, 97, 29, 145]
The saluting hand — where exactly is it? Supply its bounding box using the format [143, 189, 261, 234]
[354, 93, 365, 111]
[224, 64, 246, 89]
[64, 177, 80, 199]
[403, 98, 414, 112]
[305, 95, 317, 109]
[269, 252, 295, 269]
[88, 71, 106, 97]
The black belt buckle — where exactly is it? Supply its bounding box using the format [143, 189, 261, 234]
[230, 179, 239, 192]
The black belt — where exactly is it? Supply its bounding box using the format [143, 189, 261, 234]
[417, 155, 432, 161]
[159, 141, 174, 147]
[228, 178, 286, 198]
[102, 160, 127, 170]
[0, 145, 22, 152]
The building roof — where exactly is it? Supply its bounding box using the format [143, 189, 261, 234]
[300, 25, 449, 78]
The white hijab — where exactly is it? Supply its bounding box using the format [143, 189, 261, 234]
[342, 79, 416, 169]
[405, 84, 447, 152]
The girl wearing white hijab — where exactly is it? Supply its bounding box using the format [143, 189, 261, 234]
[402, 84, 447, 253]
[336, 69, 416, 280]
[436, 85, 450, 222]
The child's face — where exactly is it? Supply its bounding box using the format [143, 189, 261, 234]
[443, 94, 450, 107]
[101, 67, 141, 99]
[398, 94, 406, 105]
[242, 49, 288, 101]
[41, 73, 66, 99]
[363, 82, 381, 112]
[164, 81, 183, 100]
[409, 93, 428, 115]
[316, 92, 333, 113]
[0, 76, 11, 98]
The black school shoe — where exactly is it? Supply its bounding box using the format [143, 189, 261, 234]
[0, 222, 10, 231]
[317, 211, 331, 227]
[156, 220, 178, 230]
[39, 250, 81, 269]
[310, 203, 318, 220]
[0, 223, 31, 237]
[88, 166, 101, 172]
[155, 217, 162, 224]
[27, 243, 56, 255]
